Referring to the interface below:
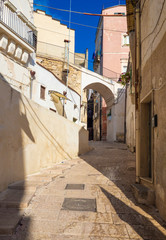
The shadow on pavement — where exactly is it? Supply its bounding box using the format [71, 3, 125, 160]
[81, 141, 166, 235]
[100, 186, 166, 240]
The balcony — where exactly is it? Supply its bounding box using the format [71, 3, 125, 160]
[0, 0, 37, 63]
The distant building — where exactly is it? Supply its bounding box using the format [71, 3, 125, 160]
[34, 10, 88, 69]
[93, 5, 129, 141]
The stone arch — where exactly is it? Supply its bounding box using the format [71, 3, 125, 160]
[84, 82, 114, 108]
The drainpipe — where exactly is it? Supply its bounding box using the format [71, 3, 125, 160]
[135, 3, 141, 183]
[30, 70, 36, 99]
[100, 95, 102, 141]
[124, 83, 127, 143]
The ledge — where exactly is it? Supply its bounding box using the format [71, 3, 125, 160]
[0, 22, 34, 53]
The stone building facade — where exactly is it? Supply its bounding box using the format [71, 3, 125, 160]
[126, 0, 166, 221]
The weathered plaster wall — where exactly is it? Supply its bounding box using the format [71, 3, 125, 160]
[107, 90, 125, 142]
[126, 86, 135, 151]
[0, 77, 90, 192]
[38, 57, 82, 96]
[37, 57, 87, 126]
[0, 54, 31, 98]
[140, 0, 166, 220]
[33, 63, 81, 123]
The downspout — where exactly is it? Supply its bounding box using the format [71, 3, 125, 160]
[124, 83, 127, 143]
[100, 95, 102, 141]
[135, 2, 141, 183]
[30, 70, 36, 99]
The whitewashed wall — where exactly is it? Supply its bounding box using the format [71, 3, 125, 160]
[10, 0, 34, 22]
[107, 90, 125, 142]
[33, 64, 81, 123]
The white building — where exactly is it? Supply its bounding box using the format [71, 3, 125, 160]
[0, 0, 36, 97]
[33, 63, 81, 124]
[0, 0, 82, 125]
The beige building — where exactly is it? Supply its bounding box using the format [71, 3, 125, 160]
[126, 0, 166, 221]
[34, 10, 88, 126]
[34, 10, 75, 63]
[34, 10, 88, 68]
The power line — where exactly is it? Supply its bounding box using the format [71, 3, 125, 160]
[61, 19, 127, 33]
[37, 40, 121, 76]
[34, 4, 85, 15]
[36, 26, 74, 38]
[141, 0, 165, 44]
[34, 3, 127, 17]
[35, 11, 127, 33]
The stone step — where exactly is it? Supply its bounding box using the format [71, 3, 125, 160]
[8, 180, 48, 191]
[0, 189, 34, 209]
[131, 183, 155, 205]
[0, 208, 23, 236]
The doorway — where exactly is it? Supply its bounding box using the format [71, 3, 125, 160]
[140, 100, 152, 179]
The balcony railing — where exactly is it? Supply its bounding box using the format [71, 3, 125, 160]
[0, 0, 37, 48]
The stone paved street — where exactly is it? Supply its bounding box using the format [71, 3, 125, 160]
[3, 142, 166, 240]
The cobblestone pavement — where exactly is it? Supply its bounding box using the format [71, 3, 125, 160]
[6, 142, 166, 239]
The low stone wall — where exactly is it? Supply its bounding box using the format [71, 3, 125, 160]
[0, 78, 90, 192]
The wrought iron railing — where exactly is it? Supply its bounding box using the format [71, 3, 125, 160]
[0, 0, 37, 48]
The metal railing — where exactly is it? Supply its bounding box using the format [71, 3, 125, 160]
[0, 0, 37, 48]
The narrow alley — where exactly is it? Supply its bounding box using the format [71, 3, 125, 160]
[2, 142, 166, 240]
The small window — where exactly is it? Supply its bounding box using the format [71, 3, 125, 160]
[114, 12, 125, 15]
[122, 34, 129, 46]
[40, 85, 46, 100]
[122, 65, 127, 73]
[50, 108, 56, 113]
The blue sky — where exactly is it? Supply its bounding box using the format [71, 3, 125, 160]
[34, 0, 126, 71]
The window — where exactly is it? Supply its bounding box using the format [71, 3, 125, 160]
[50, 108, 56, 113]
[114, 12, 125, 15]
[122, 65, 127, 73]
[40, 85, 46, 100]
[122, 34, 129, 46]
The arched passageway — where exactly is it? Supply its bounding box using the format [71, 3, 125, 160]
[81, 68, 125, 142]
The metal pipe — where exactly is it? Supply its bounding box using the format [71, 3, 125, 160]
[135, 4, 141, 183]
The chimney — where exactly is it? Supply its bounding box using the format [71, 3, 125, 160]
[85, 48, 88, 69]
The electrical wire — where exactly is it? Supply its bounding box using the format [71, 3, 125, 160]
[36, 26, 74, 38]
[60, 19, 127, 33]
[141, 0, 147, 13]
[34, 11, 127, 33]
[141, 0, 166, 62]
[34, 3, 127, 17]
[141, 0, 165, 44]
[34, 3, 86, 15]
[37, 40, 121, 77]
